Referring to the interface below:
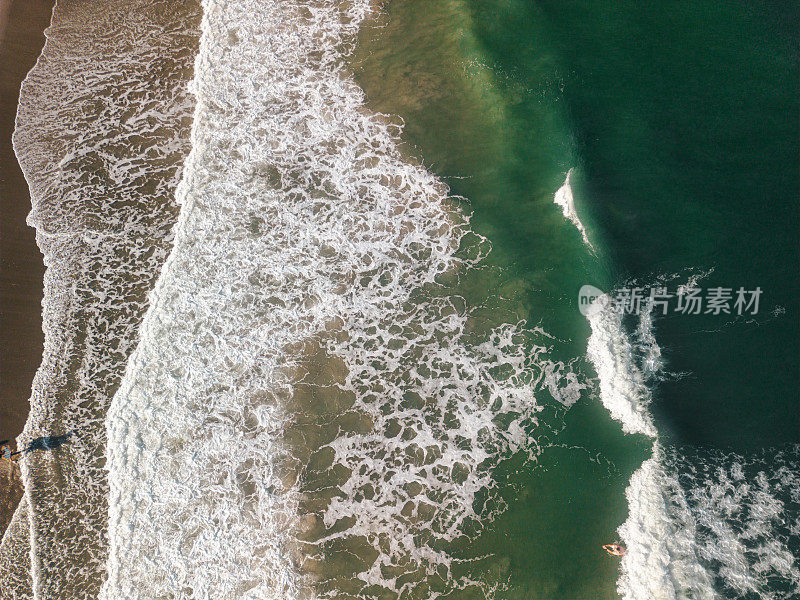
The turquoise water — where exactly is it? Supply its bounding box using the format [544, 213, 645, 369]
[354, 0, 798, 597]
[354, 2, 642, 597]
[531, 0, 799, 450]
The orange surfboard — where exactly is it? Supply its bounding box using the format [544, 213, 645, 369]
[602, 544, 626, 556]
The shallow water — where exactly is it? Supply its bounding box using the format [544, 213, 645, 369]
[3, 1, 796, 599]
[353, 0, 798, 598]
[6, 0, 200, 597]
[101, 1, 637, 599]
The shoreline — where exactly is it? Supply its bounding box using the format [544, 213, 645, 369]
[0, 458, 22, 536]
[0, 0, 55, 449]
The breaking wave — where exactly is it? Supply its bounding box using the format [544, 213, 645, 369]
[580, 276, 799, 600]
[553, 168, 593, 251]
[585, 293, 658, 438]
[620, 444, 800, 600]
[102, 1, 579, 599]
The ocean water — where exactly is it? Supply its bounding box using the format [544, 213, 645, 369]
[2, 0, 200, 597]
[101, 1, 605, 598]
[533, 2, 799, 597]
[352, 1, 799, 598]
[3, 0, 797, 599]
[352, 2, 648, 597]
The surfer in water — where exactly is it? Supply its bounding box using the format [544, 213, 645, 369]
[602, 543, 626, 557]
[10, 430, 76, 456]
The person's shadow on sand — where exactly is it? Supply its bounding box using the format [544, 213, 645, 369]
[4, 430, 77, 458]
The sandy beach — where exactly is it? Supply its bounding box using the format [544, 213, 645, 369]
[0, 0, 54, 449]
[1, 0, 54, 542]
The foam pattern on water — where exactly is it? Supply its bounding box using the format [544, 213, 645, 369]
[0, 498, 33, 600]
[313, 308, 550, 595]
[585, 293, 657, 437]
[10, 1, 200, 597]
[620, 444, 800, 600]
[582, 279, 799, 600]
[101, 1, 577, 598]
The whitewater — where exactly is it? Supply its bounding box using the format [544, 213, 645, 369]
[5, 1, 794, 598]
[1, 0, 200, 598]
[578, 271, 799, 597]
[590, 292, 797, 599]
[101, 1, 581, 599]
[553, 174, 799, 600]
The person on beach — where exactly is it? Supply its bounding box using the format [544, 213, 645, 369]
[1, 442, 14, 462]
[10, 430, 76, 456]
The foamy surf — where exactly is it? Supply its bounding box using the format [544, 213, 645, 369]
[619, 444, 800, 600]
[582, 289, 711, 599]
[582, 278, 799, 600]
[6, 0, 201, 597]
[0, 497, 33, 599]
[553, 168, 593, 251]
[101, 1, 581, 598]
[618, 443, 717, 600]
[585, 294, 657, 438]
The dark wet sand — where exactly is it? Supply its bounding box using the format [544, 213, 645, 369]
[0, 0, 55, 449]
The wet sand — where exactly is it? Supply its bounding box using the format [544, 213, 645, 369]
[0, 0, 55, 449]
[0, 458, 22, 536]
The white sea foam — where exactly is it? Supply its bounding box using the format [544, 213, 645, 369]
[583, 290, 718, 599]
[619, 444, 800, 600]
[553, 168, 593, 251]
[677, 267, 715, 296]
[584, 280, 799, 600]
[618, 443, 717, 600]
[0, 497, 33, 599]
[585, 294, 657, 437]
[101, 1, 580, 598]
[8, 1, 200, 597]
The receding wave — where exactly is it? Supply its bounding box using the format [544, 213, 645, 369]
[6, 0, 200, 597]
[102, 1, 581, 598]
[0, 497, 33, 599]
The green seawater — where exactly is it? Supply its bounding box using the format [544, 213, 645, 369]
[525, 0, 800, 450]
[350, 1, 798, 597]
